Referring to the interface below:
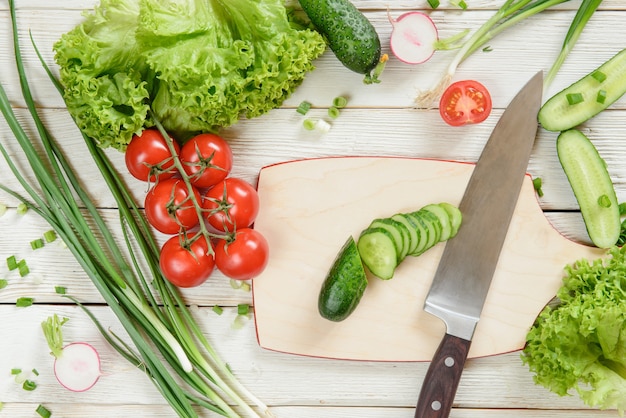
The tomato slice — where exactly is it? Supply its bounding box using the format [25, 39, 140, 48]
[439, 80, 492, 126]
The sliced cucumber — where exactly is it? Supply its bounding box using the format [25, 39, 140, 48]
[391, 214, 419, 255]
[414, 209, 441, 251]
[405, 212, 429, 256]
[422, 204, 452, 242]
[439, 202, 463, 238]
[539, 48, 626, 132]
[318, 236, 368, 321]
[369, 218, 407, 261]
[357, 228, 398, 280]
[557, 129, 620, 248]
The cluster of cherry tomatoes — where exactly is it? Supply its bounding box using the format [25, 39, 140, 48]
[124, 128, 269, 288]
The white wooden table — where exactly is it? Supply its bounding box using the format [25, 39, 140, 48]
[1, 1, 625, 417]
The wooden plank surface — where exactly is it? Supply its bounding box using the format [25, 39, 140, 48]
[1, 0, 624, 417]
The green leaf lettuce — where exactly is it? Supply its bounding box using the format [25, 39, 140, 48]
[54, 0, 326, 151]
[522, 246, 626, 414]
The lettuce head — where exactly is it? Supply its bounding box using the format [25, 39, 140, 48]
[522, 246, 626, 414]
[54, 0, 326, 151]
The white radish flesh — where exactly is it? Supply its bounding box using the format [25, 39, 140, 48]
[53, 342, 102, 392]
[389, 12, 438, 64]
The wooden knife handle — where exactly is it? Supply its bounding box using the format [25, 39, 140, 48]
[414, 334, 472, 418]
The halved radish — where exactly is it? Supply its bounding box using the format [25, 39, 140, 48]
[389, 12, 439, 64]
[42, 314, 102, 392]
[53, 342, 102, 392]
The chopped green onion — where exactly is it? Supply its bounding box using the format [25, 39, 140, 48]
[591, 70, 607, 83]
[32, 368, 39, 376]
[240, 282, 251, 292]
[237, 303, 250, 316]
[303, 118, 317, 131]
[0, 203, 7, 216]
[7, 255, 18, 270]
[619, 202, 626, 216]
[328, 106, 340, 119]
[36, 405, 51, 418]
[16, 297, 34, 307]
[566, 92, 584, 105]
[22, 379, 37, 391]
[482, 46, 493, 52]
[296, 100, 312, 115]
[30, 238, 44, 250]
[18, 259, 29, 277]
[229, 279, 243, 289]
[598, 194, 612, 208]
[43, 230, 57, 243]
[427, 0, 440, 8]
[533, 177, 544, 197]
[212, 305, 224, 315]
[315, 119, 332, 133]
[11, 368, 22, 375]
[332, 96, 348, 109]
[54, 286, 67, 295]
[596, 89, 607, 104]
[0, 279, 7, 289]
[451, 0, 468, 9]
[17, 202, 28, 215]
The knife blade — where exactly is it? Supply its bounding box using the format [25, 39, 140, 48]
[414, 71, 543, 418]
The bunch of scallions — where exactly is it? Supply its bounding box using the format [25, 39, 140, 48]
[416, 0, 603, 107]
[0, 2, 270, 418]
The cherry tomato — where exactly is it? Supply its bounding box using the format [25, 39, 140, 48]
[439, 80, 492, 126]
[144, 178, 201, 234]
[125, 128, 180, 182]
[179, 133, 233, 189]
[202, 178, 260, 232]
[159, 233, 215, 287]
[214, 228, 269, 281]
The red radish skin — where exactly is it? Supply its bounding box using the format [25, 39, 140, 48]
[53, 342, 102, 392]
[389, 12, 439, 64]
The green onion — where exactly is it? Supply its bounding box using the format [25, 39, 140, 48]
[533, 177, 544, 197]
[619, 202, 626, 216]
[598, 194, 612, 208]
[0, 279, 8, 289]
[296, 100, 312, 115]
[482, 46, 493, 52]
[16, 297, 34, 307]
[328, 106, 340, 119]
[22, 379, 37, 391]
[240, 282, 251, 292]
[32, 368, 39, 376]
[17, 259, 29, 277]
[0, 3, 269, 417]
[36, 405, 51, 418]
[30, 238, 44, 250]
[54, 286, 67, 295]
[332, 96, 348, 108]
[303, 118, 317, 130]
[11, 368, 22, 375]
[43, 230, 57, 243]
[237, 304, 251, 316]
[0, 203, 7, 216]
[427, 0, 440, 8]
[591, 70, 607, 83]
[451, 0, 468, 9]
[566, 92, 584, 105]
[212, 305, 224, 315]
[7, 255, 18, 270]
[17, 202, 28, 215]
[596, 89, 607, 104]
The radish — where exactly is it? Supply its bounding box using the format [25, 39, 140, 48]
[389, 12, 439, 64]
[41, 314, 102, 392]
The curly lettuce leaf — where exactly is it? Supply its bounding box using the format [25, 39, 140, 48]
[522, 246, 626, 414]
[54, 0, 326, 151]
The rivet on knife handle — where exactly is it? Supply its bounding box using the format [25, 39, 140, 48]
[414, 334, 471, 418]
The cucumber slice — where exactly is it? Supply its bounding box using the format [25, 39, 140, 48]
[539, 48, 626, 132]
[318, 236, 368, 322]
[357, 228, 398, 280]
[439, 202, 463, 238]
[557, 129, 620, 248]
[422, 204, 452, 242]
[415, 209, 441, 251]
[392, 214, 419, 255]
[369, 218, 407, 261]
[405, 212, 430, 256]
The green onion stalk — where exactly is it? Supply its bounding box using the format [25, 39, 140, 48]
[0, 2, 270, 417]
[415, 0, 602, 107]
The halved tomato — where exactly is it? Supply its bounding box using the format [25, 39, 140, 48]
[439, 80, 492, 127]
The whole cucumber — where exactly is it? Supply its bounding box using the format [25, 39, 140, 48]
[298, 0, 382, 82]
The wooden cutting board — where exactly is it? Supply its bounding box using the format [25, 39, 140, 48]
[252, 157, 605, 361]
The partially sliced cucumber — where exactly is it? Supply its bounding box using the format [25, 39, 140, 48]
[557, 129, 620, 248]
[357, 228, 398, 280]
[539, 48, 626, 132]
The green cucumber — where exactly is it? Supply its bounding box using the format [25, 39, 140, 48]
[391, 214, 419, 255]
[439, 202, 463, 237]
[298, 0, 382, 82]
[422, 204, 452, 242]
[557, 129, 620, 248]
[369, 218, 409, 261]
[539, 48, 626, 132]
[357, 228, 398, 280]
[318, 236, 368, 321]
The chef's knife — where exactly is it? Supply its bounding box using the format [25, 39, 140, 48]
[414, 71, 543, 418]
